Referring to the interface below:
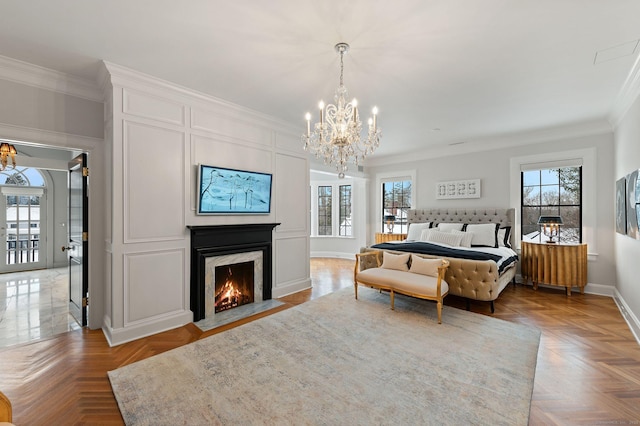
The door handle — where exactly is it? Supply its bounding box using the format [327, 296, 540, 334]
[62, 246, 73, 252]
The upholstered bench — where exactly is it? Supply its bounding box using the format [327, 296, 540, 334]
[354, 251, 450, 323]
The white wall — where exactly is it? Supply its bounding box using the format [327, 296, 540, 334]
[100, 62, 310, 346]
[365, 132, 616, 292]
[613, 93, 640, 340]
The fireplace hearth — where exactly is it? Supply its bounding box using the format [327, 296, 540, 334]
[188, 223, 279, 321]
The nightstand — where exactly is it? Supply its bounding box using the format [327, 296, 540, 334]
[520, 241, 587, 296]
[375, 233, 407, 244]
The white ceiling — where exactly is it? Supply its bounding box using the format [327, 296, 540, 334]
[1, 1, 639, 160]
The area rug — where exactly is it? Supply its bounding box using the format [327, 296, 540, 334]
[109, 287, 541, 425]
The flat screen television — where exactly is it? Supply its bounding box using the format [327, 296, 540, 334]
[197, 164, 272, 214]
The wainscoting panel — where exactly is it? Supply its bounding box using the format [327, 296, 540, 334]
[275, 153, 308, 233]
[191, 134, 273, 173]
[191, 106, 273, 147]
[124, 249, 186, 324]
[123, 121, 186, 242]
[274, 236, 310, 297]
[123, 88, 186, 126]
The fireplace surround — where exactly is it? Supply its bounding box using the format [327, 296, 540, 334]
[188, 223, 279, 321]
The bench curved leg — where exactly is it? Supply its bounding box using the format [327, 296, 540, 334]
[390, 290, 395, 310]
[354, 282, 358, 300]
[437, 301, 442, 324]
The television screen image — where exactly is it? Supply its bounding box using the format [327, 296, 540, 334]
[197, 165, 272, 214]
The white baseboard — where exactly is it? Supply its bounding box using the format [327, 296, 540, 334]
[515, 274, 615, 297]
[272, 278, 312, 298]
[613, 290, 640, 346]
[310, 251, 355, 260]
[102, 310, 193, 347]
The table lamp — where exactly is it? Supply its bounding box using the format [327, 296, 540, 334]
[537, 215, 563, 243]
[384, 215, 396, 233]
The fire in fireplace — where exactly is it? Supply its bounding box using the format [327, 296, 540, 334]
[214, 261, 255, 313]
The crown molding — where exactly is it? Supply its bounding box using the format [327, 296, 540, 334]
[609, 52, 640, 128]
[0, 54, 103, 102]
[0, 122, 102, 151]
[363, 118, 612, 168]
[101, 61, 299, 135]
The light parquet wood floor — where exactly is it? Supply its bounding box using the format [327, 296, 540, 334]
[1, 258, 639, 425]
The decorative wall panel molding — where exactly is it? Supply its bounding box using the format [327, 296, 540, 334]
[436, 179, 481, 199]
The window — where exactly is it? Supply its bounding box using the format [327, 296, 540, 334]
[339, 185, 352, 236]
[311, 181, 354, 237]
[521, 166, 582, 243]
[382, 180, 412, 234]
[317, 186, 332, 236]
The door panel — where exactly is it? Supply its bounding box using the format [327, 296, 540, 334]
[68, 154, 88, 326]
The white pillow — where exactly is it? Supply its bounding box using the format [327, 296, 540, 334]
[464, 223, 500, 247]
[451, 229, 473, 248]
[381, 251, 410, 271]
[406, 222, 431, 241]
[426, 229, 464, 246]
[419, 228, 432, 242]
[409, 255, 441, 277]
[436, 223, 464, 233]
[498, 226, 512, 248]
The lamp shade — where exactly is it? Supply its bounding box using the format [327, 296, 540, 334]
[537, 215, 563, 225]
[384, 215, 396, 222]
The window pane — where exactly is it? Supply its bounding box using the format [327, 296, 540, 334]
[339, 185, 352, 236]
[541, 185, 559, 205]
[522, 170, 540, 186]
[522, 186, 540, 206]
[540, 169, 558, 185]
[317, 186, 332, 236]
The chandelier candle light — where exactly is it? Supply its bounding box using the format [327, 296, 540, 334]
[303, 43, 381, 178]
[0, 142, 17, 171]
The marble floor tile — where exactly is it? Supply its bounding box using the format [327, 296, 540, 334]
[0, 267, 80, 348]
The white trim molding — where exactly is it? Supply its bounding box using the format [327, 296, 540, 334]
[0, 54, 103, 101]
[614, 289, 640, 346]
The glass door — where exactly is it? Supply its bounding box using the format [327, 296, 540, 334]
[0, 167, 47, 273]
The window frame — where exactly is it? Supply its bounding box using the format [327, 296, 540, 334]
[376, 170, 416, 236]
[317, 185, 332, 236]
[521, 166, 582, 244]
[310, 181, 354, 238]
[510, 148, 596, 254]
[339, 184, 352, 237]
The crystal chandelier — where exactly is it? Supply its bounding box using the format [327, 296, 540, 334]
[0, 142, 17, 171]
[303, 43, 381, 178]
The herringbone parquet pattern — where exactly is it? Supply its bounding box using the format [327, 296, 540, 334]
[0, 258, 639, 425]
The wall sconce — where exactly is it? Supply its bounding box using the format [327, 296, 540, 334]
[0, 142, 17, 171]
[538, 215, 563, 243]
[384, 215, 396, 233]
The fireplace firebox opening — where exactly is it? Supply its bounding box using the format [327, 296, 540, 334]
[214, 261, 255, 313]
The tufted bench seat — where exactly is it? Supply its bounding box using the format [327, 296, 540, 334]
[354, 251, 450, 323]
[361, 247, 515, 313]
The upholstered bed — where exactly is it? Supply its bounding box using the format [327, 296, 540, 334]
[362, 208, 518, 312]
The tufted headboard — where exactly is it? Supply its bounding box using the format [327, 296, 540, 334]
[407, 208, 516, 248]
